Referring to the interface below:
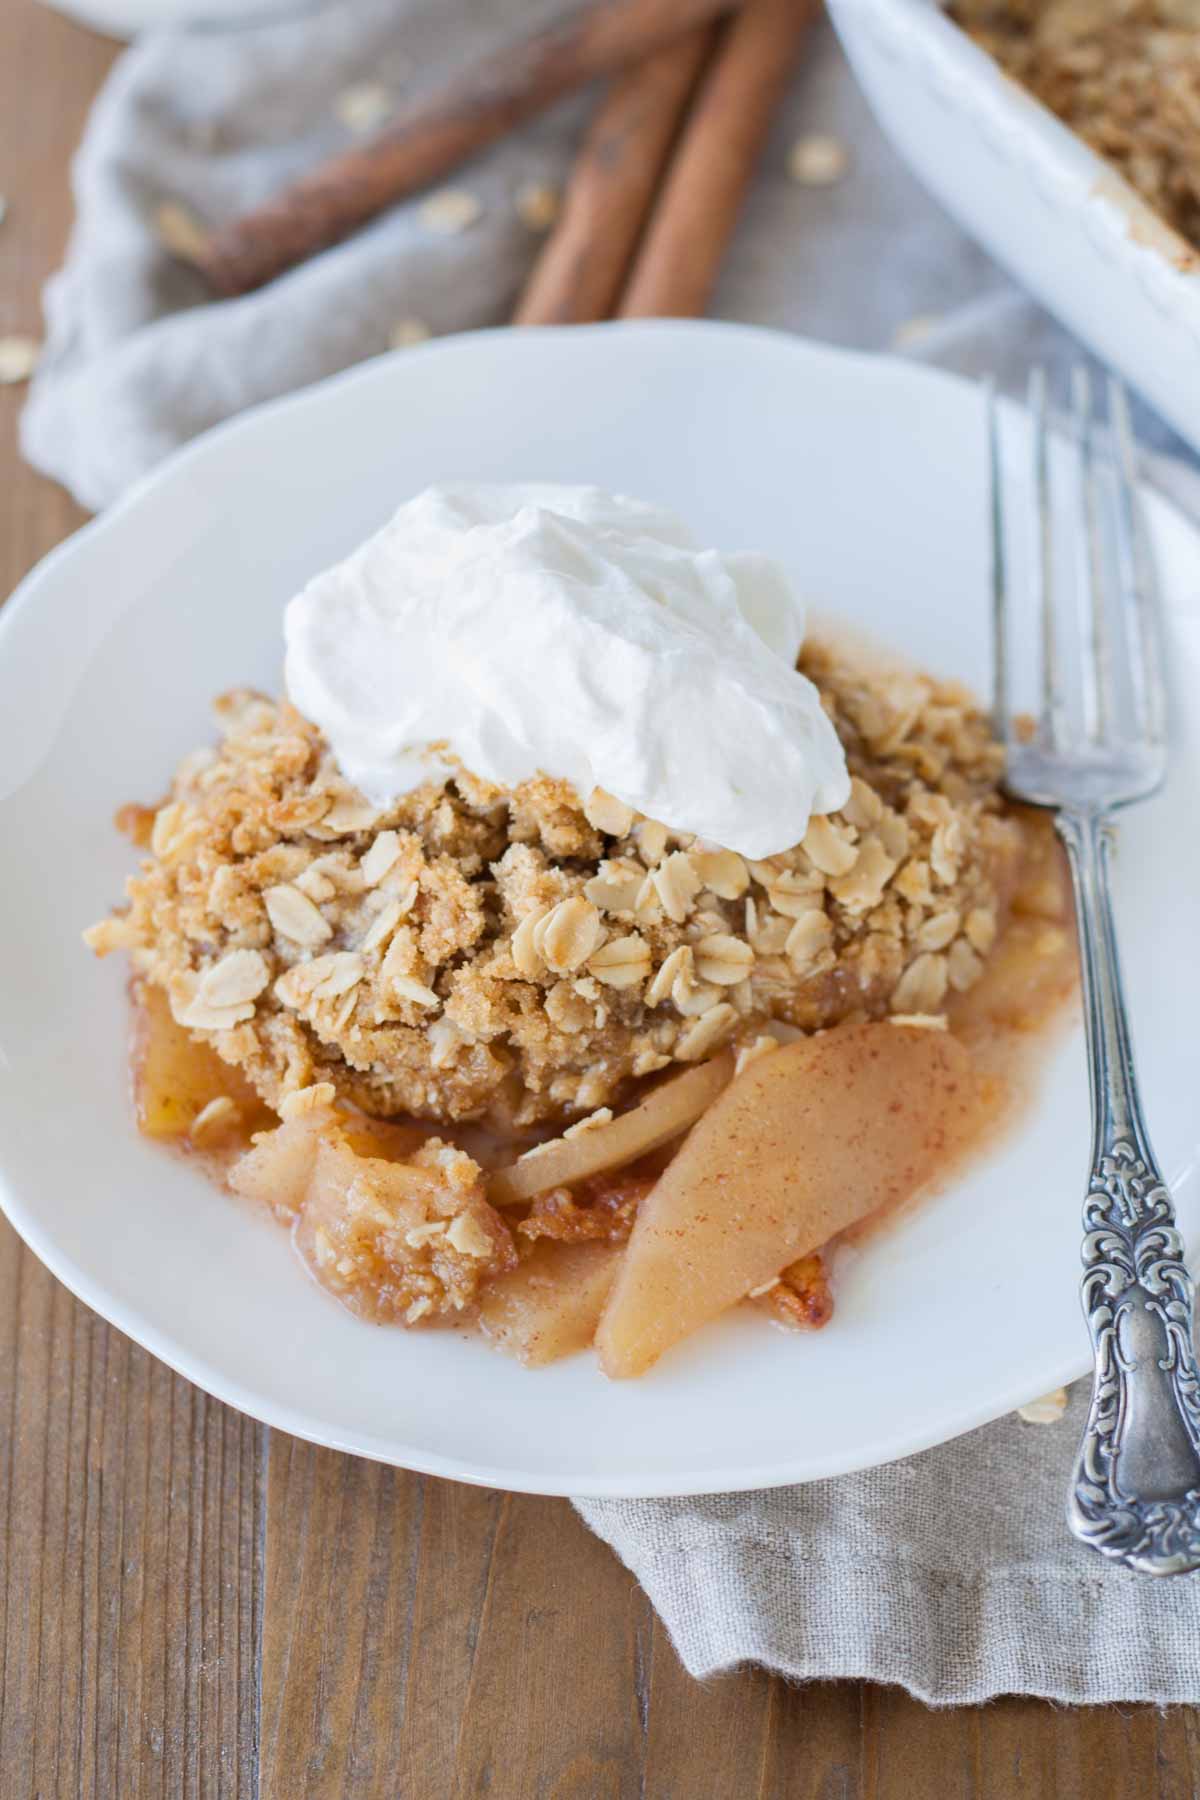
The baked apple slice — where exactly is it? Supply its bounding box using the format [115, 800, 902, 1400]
[596, 1022, 979, 1378]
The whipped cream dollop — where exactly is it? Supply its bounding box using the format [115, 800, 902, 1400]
[284, 483, 849, 859]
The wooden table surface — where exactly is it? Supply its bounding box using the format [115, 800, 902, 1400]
[1, 5, 1197, 1795]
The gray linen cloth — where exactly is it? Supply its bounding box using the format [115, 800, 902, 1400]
[22, 0, 1200, 1703]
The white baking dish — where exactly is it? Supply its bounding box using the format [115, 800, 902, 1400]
[41, 0, 300, 38]
[827, 0, 1200, 452]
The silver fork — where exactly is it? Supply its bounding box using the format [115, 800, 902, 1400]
[989, 367, 1200, 1576]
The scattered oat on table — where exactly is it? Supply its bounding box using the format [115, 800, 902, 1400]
[334, 82, 391, 135]
[388, 318, 432, 351]
[891, 313, 942, 351]
[788, 134, 849, 187]
[419, 189, 483, 235]
[1017, 1387, 1069, 1424]
[155, 201, 210, 264]
[0, 335, 39, 384]
[420, 188, 483, 235]
[516, 181, 561, 232]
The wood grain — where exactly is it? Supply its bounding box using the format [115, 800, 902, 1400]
[0, 1233, 264, 1798]
[0, 7, 264, 1796]
[3, 2, 1200, 1796]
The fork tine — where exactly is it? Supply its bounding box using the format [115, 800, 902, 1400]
[1029, 368, 1066, 750]
[986, 380, 1011, 743]
[1109, 374, 1167, 747]
[1071, 365, 1113, 744]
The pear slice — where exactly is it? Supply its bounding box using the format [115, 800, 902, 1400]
[131, 979, 267, 1140]
[489, 1053, 733, 1206]
[228, 1109, 431, 1222]
[596, 1023, 977, 1379]
[228, 1110, 332, 1221]
[478, 1240, 623, 1367]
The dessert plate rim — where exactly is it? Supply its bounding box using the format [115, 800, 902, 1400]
[1, 318, 1196, 1496]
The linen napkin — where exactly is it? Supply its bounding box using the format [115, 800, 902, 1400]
[20, 0, 1200, 1704]
[23, 0, 1189, 507]
[577, 1385, 1200, 1706]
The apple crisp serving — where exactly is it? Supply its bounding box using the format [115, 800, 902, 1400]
[88, 644, 1022, 1125]
[950, 0, 1200, 250]
[86, 641, 1073, 1372]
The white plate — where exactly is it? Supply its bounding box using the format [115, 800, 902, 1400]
[1, 322, 1197, 1497]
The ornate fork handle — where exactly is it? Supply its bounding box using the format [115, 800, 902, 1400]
[1058, 808, 1200, 1574]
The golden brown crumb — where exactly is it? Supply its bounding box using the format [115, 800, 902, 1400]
[114, 802, 156, 847]
[87, 647, 1026, 1127]
[758, 1253, 835, 1331]
[516, 1167, 659, 1247]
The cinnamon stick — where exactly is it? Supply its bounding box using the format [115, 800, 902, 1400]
[617, 0, 819, 318]
[513, 25, 717, 326]
[195, 0, 744, 298]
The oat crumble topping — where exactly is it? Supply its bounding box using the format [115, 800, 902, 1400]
[87, 643, 1025, 1130]
[950, 0, 1200, 248]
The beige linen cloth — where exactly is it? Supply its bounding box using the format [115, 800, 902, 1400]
[21, 0, 1200, 1702]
